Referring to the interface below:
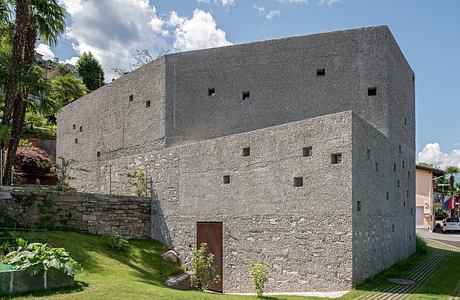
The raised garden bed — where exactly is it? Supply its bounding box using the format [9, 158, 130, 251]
[0, 267, 74, 295]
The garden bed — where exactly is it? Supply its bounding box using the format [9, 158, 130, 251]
[0, 267, 74, 295]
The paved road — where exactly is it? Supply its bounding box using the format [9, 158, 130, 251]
[417, 229, 460, 248]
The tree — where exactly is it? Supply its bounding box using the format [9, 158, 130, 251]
[1, 0, 65, 184]
[76, 52, 104, 91]
[49, 74, 87, 107]
[416, 162, 435, 168]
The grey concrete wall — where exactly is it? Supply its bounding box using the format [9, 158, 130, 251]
[164, 25, 412, 146]
[56, 57, 167, 165]
[351, 114, 415, 283]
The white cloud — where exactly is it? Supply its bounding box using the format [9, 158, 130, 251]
[319, 0, 339, 5]
[265, 10, 280, 20]
[418, 143, 460, 170]
[62, 56, 79, 66]
[253, 5, 265, 14]
[60, 0, 169, 80]
[35, 43, 55, 60]
[171, 9, 232, 51]
[197, 0, 235, 7]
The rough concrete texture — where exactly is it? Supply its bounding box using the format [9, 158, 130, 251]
[56, 26, 415, 293]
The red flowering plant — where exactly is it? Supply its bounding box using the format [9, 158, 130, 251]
[13, 147, 55, 177]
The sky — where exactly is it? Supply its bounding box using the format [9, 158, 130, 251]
[36, 0, 460, 169]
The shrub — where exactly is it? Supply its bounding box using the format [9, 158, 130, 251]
[106, 233, 129, 252]
[14, 146, 54, 176]
[127, 169, 148, 197]
[0, 239, 17, 259]
[416, 237, 428, 254]
[190, 243, 220, 290]
[249, 262, 269, 297]
[2, 238, 81, 276]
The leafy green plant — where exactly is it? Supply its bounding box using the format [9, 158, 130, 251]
[249, 262, 269, 297]
[0, 239, 17, 259]
[190, 243, 220, 291]
[106, 233, 129, 252]
[2, 238, 82, 276]
[127, 169, 148, 197]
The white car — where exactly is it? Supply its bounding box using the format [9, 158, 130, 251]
[442, 218, 460, 233]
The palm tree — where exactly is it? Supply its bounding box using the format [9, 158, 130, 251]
[2, 0, 65, 184]
[49, 74, 87, 108]
[445, 166, 459, 194]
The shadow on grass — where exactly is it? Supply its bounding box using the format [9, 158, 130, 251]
[348, 237, 460, 299]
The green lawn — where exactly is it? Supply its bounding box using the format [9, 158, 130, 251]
[0, 231, 459, 300]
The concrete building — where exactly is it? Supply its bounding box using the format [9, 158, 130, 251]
[56, 26, 416, 293]
[415, 165, 444, 231]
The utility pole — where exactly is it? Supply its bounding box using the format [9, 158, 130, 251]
[450, 174, 455, 218]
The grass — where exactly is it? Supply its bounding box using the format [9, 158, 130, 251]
[0, 231, 459, 300]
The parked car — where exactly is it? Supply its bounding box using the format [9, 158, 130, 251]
[442, 218, 460, 233]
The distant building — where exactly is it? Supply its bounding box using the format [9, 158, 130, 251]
[57, 26, 415, 294]
[415, 165, 444, 231]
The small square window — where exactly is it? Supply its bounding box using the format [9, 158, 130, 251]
[368, 87, 377, 96]
[242, 147, 250, 157]
[375, 162, 379, 172]
[404, 118, 407, 126]
[407, 190, 409, 198]
[402, 161, 405, 169]
[79, 126, 83, 132]
[404, 201, 406, 207]
[411, 208, 413, 215]
[357, 201, 361, 212]
[129, 95, 133, 102]
[392, 224, 395, 232]
[331, 153, 342, 164]
[399, 145, 402, 154]
[366, 149, 371, 160]
[386, 191, 389, 200]
[397, 180, 400, 188]
[146, 100, 151, 107]
[223, 175, 230, 184]
[409, 235, 412, 241]
[72, 124, 76, 130]
[97, 151, 101, 158]
[316, 68, 325, 77]
[303, 146, 313, 157]
[294, 177, 303, 187]
[393, 163, 397, 172]
[208, 88, 215, 96]
[242, 91, 250, 101]
[74, 138, 78, 144]
[408, 171, 410, 179]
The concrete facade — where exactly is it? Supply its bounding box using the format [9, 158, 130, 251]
[56, 26, 416, 293]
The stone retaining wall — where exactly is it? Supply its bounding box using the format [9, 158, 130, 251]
[0, 188, 151, 238]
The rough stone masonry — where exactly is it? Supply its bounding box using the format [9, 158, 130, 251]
[57, 26, 416, 293]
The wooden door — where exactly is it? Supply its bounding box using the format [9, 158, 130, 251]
[196, 222, 223, 292]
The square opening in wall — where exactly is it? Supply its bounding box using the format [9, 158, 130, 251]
[294, 177, 303, 187]
[208, 88, 215, 96]
[402, 161, 405, 169]
[397, 180, 400, 188]
[242, 147, 250, 157]
[357, 201, 361, 212]
[79, 126, 83, 132]
[303, 146, 313, 157]
[405, 118, 407, 126]
[399, 145, 402, 154]
[375, 162, 379, 172]
[366, 149, 371, 160]
[146, 100, 151, 107]
[316, 68, 325, 77]
[97, 151, 101, 158]
[392, 224, 395, 232]
[331, 153, 342, 164]
[74, 138, 78, 144]
[242, 91, 250, 101]
[386, 191, 389, 200]
[129, 95, 133, 102]
[408, 171, 411, 179]
[368, 87, 377, 96]
[394, 163, 397, 171]
[223, 175, 230, 184]
[72, 124, 76, 130]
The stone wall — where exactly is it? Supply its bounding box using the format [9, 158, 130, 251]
[0, 189, 151, 238]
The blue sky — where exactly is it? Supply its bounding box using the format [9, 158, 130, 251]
[37, 0, 460, 168]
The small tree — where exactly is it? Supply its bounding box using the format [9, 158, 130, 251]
[190, 243, 220, 291]
[76, 52, 104, 91]
[249, 262, 269, 297]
